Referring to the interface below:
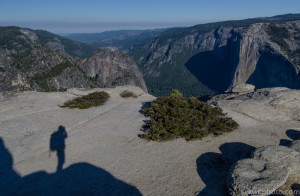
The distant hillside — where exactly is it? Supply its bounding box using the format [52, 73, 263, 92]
[0, 27, 147, 92]
[130, 13, 300, 97]
[64, 29, 166, 52]
[33, 30, 100, 59]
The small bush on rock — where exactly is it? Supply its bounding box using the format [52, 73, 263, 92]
[61, 91, 109, 109]
[120, 90, 138, 98]
[140, 96, 238, 141]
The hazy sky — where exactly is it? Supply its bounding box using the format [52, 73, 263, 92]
[0, 0, 300, 33]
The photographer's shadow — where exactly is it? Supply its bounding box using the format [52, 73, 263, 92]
[0, 125, 142, 195]
[50, 126, 68, 172]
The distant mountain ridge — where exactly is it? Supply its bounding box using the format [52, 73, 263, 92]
[64, 29, 167, 52]
[0, 27, 147, 92]
[130, 13, 300, 97]
[0, 26, 99, 59]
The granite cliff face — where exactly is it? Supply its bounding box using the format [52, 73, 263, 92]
[131, 15, 300, 96]
[79, 50, 147, 92]
[0, 27, 147, 92]
[230, 22, 300, 90]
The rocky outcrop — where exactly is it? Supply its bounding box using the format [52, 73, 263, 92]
[252, 146, 300, 174]
[228, 158, 290, 196]
[228, 145, 300, 196]
[79, 50, 147, 92]
[230, 22, 300, 90]
[231, 84, 255, 93]
[132, 15, 300, 96]
[209, 87, 300, 195]
[209, 87, 300, 121]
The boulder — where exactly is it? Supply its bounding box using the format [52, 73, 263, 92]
[231, 84, 255, 93]
[228, 145, 300, 195]
[227, 159, 290, 196]
[252, 146, 300, 173]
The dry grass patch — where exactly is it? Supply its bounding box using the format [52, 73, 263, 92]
[61, 91, 109, 109]
[120, 90, 139, 98]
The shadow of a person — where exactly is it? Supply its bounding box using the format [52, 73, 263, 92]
[0, 137, 142, 195]
[50, 126, 68, 172]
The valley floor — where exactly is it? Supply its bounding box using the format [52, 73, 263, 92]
[0, 86, 299, 195]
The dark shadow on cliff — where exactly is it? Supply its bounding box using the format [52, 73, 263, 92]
[196, 142, 255, 196]
[247, 49, 300, 89]
[0, 135, 142, 195]
[185, 47, 234, 93]
[185, 33, 240, 93]
[279, 129, 300, 147]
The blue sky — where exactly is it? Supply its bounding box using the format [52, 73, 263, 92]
[0, 0, 299, 33]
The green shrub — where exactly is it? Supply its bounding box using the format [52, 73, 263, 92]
[140, 96, 238, 141]
[120, 90, 138, 98]
[61, 91, 109, 109]
[170, 89, 183, 97]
